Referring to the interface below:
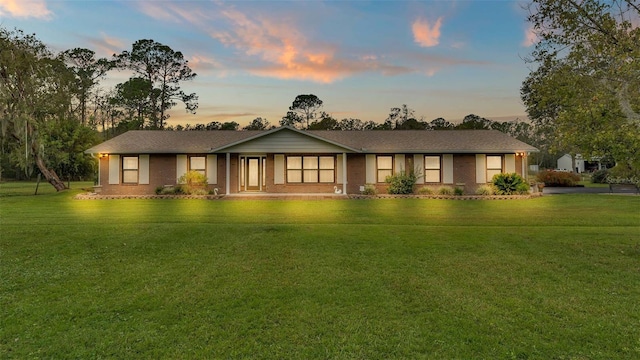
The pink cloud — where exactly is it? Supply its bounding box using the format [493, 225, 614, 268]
[0, 0, 51, 19]
[412, 17, 443, 47]
[522, 25, 538, 47]
[188, 55, 224, 74]
[84, 32, 126, 58]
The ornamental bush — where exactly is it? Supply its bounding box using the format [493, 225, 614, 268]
[536, 170, 579, 187]
[492, 173, 529, 195]
[475, 184, 495, 195]
[177, 170, 208, 194]
[361, 184, 377, 195]
[385, 171, 417, 194]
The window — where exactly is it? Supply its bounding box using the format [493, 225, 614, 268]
[303, 156, 318, 183]
[377, 156, 393, 182]
[122, 156, 139, 184]
[424, 156, 441, 183]
[287, 156, 335, 183]
[287, 156, 302, 183]
[319, 156, 335, 183]
[190, 156, 206, 176]
[486, 155, 503, 181]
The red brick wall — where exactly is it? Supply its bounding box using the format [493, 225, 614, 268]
[97, 154, 229, 195]
[96, 152, 526, 195]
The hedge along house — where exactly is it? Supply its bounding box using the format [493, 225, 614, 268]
[85, 126, 538, 196]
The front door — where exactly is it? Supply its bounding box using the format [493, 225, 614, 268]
[245, 157, 261, 191]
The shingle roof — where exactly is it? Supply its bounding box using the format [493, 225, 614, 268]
[86, 127, 538, 154]
[311, 130, 538, 153]
[86, 130, 259, 154]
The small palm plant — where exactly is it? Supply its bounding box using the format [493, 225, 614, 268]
[491, 173, 529, 195]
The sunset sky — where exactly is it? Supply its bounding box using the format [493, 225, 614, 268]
[1, 0, 538, 127]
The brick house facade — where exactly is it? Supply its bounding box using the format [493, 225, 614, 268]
[86, 126, 537, 195]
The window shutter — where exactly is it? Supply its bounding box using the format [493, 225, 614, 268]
[476, 154, 486, 184]
[365, 155, 376, 184]
[336, 154, 343, 184]
[394, 154, 405, 174]
[505, 154, 516, 173]
[139, 155, 150, 184]
[176, 155, 187, 184]
[274, 155, 284, 184]
[207, 155, 217, 184]
[108, 155, 120, 185]
[443, 154, 453, 184]
[414, 155, 424, 184]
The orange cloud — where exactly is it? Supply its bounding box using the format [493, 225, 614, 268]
[0, 0, 51, 19]
[412, 17, 443, 47]
[522, 25, 538, 47]
[210, 6, 364, 83]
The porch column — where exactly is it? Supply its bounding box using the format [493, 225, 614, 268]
[342, 152, 347, 194]
[226, 152, 230, 195]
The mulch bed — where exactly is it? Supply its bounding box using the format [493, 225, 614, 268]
[75, 193, 543, 200]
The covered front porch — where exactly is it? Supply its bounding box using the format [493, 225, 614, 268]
[220, 152, 349, 195]
[213, 127, 358, 195]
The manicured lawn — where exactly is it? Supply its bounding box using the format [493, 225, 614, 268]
[1, 183, 639, 358]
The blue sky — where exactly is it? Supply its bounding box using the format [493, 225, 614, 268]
[0, 0, 537, 127]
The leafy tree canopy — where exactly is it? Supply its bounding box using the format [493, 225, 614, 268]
[285, 94, 323, 129]
[522, 0, 640, 174]
[115, 39, 198, 129]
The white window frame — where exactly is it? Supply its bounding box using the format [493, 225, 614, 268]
[486, 155, 503, 182]
[122, 156, 139, 184]
[286, 155, 335, 183]
[424, 155, 441, 183]
[189, 156, 206, 176]
[377, 155, 393, 183]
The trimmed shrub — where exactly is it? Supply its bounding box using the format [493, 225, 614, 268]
[385, 171, 417, 194]
[454, 187, 464, 196]
[177, 170, 208, 194]
[438, 186, 454, 195]
[361, 184, 377, 195]
[492, 173, 530, 195]
[536, 170, 579, 187]
[475, 185, 495, 195]
[590, 169, 609, 184]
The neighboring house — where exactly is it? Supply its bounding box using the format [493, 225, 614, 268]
[556, 154, 604, 173]
[85, 126, 538, 195]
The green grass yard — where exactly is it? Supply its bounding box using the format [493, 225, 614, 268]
[1, 182, 639, 358]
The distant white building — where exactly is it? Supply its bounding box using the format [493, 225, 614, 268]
[557, 154, 604, 173]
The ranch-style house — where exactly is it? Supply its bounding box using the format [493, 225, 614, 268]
[85, 126, 538, 195]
